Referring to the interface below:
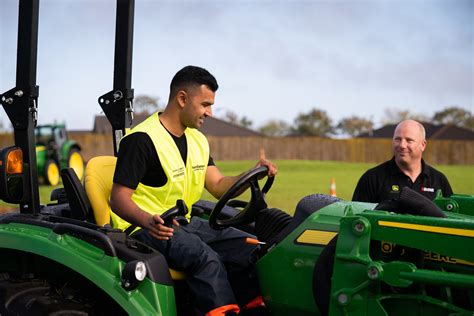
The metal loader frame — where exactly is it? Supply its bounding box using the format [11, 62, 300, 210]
[330, 208, 474, 315]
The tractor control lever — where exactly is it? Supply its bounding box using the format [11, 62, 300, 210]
[160, 200, 188, 227]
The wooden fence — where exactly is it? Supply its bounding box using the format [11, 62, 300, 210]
[0, 132, 473, 165]
[206, 136, 473, 165]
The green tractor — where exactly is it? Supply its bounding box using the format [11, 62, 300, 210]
[35, 124, 83, 186]
[1, 0, 474, 315]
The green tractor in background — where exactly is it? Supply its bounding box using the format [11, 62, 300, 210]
[35, 124, 83, 185]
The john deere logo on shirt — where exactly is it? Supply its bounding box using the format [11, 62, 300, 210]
[391, 185, 399, 192]
[421, 187, 435, 192]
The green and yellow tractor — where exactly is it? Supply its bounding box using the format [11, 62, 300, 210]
[1, 0, 474, 315]
[35, 124, 83, 185]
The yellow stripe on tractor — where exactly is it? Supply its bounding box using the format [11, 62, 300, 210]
[378, 221, 474, 238]
[296, 230, 338, 246]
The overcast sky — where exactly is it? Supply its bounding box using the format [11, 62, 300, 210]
[1, 0, 473, 131]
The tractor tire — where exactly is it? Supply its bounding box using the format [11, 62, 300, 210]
[0, 277, 91, 315]
[45, 160, 60, 186]
[313, 235, 337, 316]
[68, 149, 84, 180]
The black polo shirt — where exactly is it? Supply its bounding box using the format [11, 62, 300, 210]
[352, 157, 453, 203]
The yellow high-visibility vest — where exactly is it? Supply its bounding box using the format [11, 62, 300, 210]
[111, 113, 209, 231]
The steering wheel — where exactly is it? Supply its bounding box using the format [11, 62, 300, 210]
[209, 166, 274, 230]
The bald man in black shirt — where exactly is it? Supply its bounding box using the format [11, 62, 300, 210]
[353, 120, 453, 203]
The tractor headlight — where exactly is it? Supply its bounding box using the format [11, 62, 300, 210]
[134, 261, 147, 281]
[121, 260, 147, 291]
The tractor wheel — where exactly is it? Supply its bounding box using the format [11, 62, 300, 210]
[68, 149, 84, 180]
[313, 236, 337, 316]
[45, 159, 60, 186]
[0, 277, 91, 315]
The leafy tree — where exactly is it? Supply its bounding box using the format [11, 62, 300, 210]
[259, 120, 290, 137]
[465, 116, 474, 131]
[433, 106, 473, 130]
[238, 117, 253, 129]
[337, 116, 374, 137]
[133, 95, 163, 115]
[381, 108, 430, 125]
[292, 108, 333, 136]
[221, 110, 253, 128]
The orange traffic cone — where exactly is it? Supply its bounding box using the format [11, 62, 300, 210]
[330, 178, 337, 197]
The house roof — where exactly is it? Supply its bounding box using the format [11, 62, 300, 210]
[92, 113, 262, 137]
[358, 122, 474, 141]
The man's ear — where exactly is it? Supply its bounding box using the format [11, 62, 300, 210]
[176, 90, 187, 109]
[420, 139, 427, 152]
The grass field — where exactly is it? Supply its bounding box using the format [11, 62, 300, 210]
[201, 160, 473, 215]
[1, 160, 472, 215]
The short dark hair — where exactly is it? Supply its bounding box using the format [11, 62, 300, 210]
[169, 66, 218, 99]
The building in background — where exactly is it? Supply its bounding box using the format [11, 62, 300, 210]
[358, 122, 474, 141]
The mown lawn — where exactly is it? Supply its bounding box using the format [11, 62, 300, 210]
[1, 160, 473, 215]
[201, 160, 473, 215]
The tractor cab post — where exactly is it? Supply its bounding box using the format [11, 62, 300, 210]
[0, 0, 133, 205]
[98, 0, 135, 155]
[0, 0, 40, 213]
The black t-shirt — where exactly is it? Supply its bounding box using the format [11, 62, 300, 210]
[352, 157, 453, 203]
[114, 130, 215, 190]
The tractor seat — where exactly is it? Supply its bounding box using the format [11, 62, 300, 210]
[84, 156, 185, 280]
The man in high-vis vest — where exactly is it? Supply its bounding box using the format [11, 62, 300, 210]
[110, 66, 277, 316]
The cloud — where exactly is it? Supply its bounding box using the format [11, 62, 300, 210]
[1, 0, 472, 130]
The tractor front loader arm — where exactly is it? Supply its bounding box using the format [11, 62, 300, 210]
[329, 208, 474, 315]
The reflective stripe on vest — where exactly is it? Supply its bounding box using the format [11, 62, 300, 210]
[110, 113, 209, 231]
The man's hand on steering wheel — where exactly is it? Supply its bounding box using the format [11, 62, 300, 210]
[225, 150, 277, 200]
[255, 148, 277, 178]
[209, 165, 275, 230]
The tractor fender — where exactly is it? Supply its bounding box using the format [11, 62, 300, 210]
[0, 218, 176, 315]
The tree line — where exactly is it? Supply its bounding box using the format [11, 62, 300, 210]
[4, 95, 469, 136]
[130, 96, 472, 137]
[257, 106, 473, 137]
